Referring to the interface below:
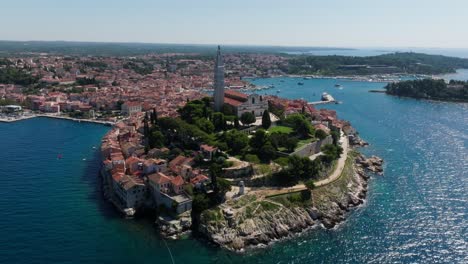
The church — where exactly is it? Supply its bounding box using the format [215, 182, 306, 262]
[212, 46, 267, 117]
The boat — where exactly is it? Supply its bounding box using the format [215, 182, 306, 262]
[276, 90, 281, 93]
[297, 82, 304, 85]
[321, 92, 335, 102]
[335, 84, 342, 88]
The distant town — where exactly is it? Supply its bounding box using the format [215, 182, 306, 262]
[6, 43, 465, 251]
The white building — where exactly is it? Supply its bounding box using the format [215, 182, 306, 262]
[223, 89, 268, 117]
[121, 102, 142, 116]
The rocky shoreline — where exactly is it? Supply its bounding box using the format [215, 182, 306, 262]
[196, 151, 383, 252]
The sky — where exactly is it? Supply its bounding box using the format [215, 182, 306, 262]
[2, 0, 468, 48]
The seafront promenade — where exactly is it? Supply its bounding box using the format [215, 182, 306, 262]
[0, 113, 115, 126]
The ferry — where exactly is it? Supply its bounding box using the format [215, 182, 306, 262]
[321, 92, 335, 102]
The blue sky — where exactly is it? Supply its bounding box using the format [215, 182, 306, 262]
[2, 0, 467, 48]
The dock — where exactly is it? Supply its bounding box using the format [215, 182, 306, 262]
[308, 100, 337, 105]
[0, 114, 115, 126]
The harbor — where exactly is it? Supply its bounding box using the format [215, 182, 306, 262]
[0, 113, 115, 126]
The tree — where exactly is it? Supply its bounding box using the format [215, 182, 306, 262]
[194, 118, 215, 134]
[240, 112, 255, 126]
[151, 108, 158, 124]
[149, 130, 165, 148]
[259, 141, 276, 162]
[178, 100, 204, 123]
[285, 137, 299, 152]
[322, 144, 343, 164]
[212, 112, 226, 131]
[331, 130, 340, 146]
[234, 117, 240, 129]
[192, 193, 211, 213]
[261, 110, 271, 129]
[284, 113, 314, 138]
[305, 179, 315, 190]
[315, 129, 328, 140]
[210, 164, 222, 195]
[222, 130, 249, 155]
[249, 129, 268, 150]
[216, 177, 232, 196]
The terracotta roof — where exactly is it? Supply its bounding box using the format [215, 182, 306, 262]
[171, 175, 185, 187]
[225, 89, 248, 100]
[224, 96, 243, 107]
[148, 172, 173, 185]
[200, 144, 218, 152]
[190, 174, 210, 185]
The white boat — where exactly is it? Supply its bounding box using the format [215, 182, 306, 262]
[321, 92, 335, 102]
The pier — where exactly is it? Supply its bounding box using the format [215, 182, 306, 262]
[308, 100, 337, 105]
[0, 114, 115, 126]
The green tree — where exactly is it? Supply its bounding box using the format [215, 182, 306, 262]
[284, 113, 314, 138]
[240, 112, 256, 126]
[321, 144, 343, 164]
[315, 129, 328, 140]
[149, 130, 165, 148]
[259, 141, 276, 162]
[222, 130, 249, 155]
[249, 129, 268, 150]
[194, 118, 215, 134]
[192, 193, 211, 213]
[216, 177, 232, 196]
[212, 112, 226, 131]
[234, 117, 240, 129]
[261, 110, 271, 129]
[305, 179, 316, 190]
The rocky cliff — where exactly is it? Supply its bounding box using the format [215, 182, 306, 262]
[198, 152, 375, 252]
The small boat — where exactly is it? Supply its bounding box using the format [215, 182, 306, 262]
[335, 84, 342, 88]
[297, 82, 304, 85]
[57, 154, 63, 159]
[276, 90, 281, 93]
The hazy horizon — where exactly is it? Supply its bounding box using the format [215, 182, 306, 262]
[3, 0, 468, 49]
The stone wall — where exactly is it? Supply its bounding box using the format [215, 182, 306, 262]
[290, 135, 333, 158]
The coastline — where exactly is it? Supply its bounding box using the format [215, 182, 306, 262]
[385, 93, 468, 103]
[0, 113, 115, 126]
[196, 149, 381, 252]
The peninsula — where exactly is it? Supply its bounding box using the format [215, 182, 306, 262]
[98, 47, 383, 252]
[385, 79, 468, 102]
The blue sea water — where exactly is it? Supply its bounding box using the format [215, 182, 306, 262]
[282, 47, 468, 58]
[1, 77, 467, 264]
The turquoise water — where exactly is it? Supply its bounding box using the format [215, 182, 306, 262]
[1, 78, 467, 264]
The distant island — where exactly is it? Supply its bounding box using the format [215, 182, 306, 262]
[385, 79, 468, 102]
[288, 52, 468, 75]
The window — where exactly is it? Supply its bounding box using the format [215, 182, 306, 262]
[252, 97, 255, 104]
[260, 96, 263, 101]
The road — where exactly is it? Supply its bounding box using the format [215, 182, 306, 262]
[255, 133, 350, 196]
[314, 132, 349, 187]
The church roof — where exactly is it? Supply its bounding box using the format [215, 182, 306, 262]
[224, 97, 244, 107]
[224, 89, 248, 101]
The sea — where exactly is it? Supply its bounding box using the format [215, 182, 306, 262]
[0, 72, 467, 263]
[283, 47, 468, 58]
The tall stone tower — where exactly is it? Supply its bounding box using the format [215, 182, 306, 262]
[213, 46, 225, 112]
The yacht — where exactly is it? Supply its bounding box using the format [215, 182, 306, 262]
[321, 92, 335, 102]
